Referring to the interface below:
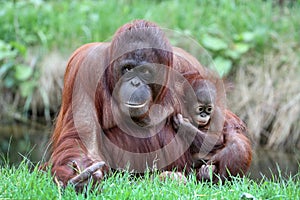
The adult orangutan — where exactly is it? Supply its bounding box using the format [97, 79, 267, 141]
[49, 20, 196, 189]
[48, 20, 252, 189]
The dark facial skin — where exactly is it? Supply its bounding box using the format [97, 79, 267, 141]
[118, 61, 155, 118]
[112, 49, 169, 126]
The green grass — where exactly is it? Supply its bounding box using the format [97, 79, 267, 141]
[0, 161, 299, 199]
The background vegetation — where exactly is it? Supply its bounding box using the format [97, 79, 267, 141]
[1, 0, 300, 150]
[2, 0, 298, 151]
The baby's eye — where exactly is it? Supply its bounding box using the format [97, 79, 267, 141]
[206, 106, 213, 113]
[197, 107, 204, 113]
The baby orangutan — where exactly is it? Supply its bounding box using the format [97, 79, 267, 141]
[174, 76, 252, 183]
[173, 78, 225, 181]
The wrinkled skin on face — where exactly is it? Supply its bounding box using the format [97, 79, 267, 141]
[112, 53, 167, 123]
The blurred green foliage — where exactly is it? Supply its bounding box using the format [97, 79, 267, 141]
[1, 0, 299, 73]
[0, 0, 299, 117]
[0, 40, 37, 99]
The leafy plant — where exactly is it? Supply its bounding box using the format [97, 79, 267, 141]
[0, 40, 37, 110]
[201, 29, 264, 77]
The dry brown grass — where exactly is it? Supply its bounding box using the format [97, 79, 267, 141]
[32, 51, 67, 116]
[227, 41, 300, 152]
[0, 50, 67, 123]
